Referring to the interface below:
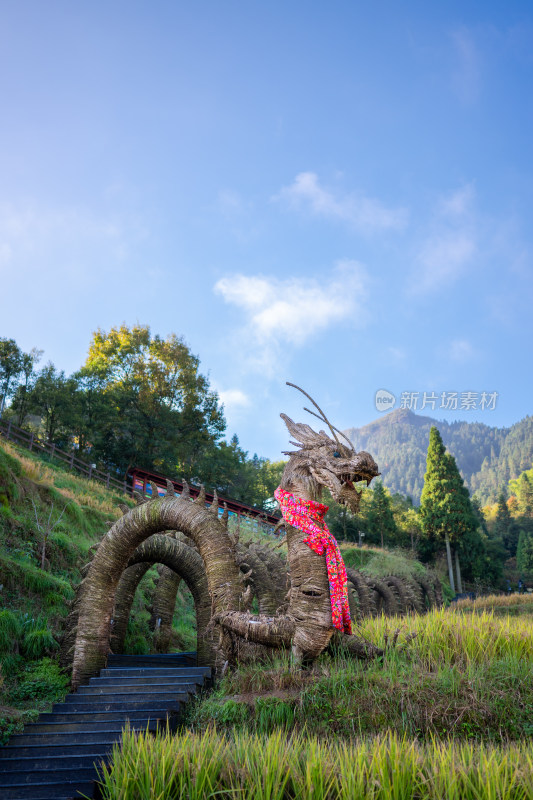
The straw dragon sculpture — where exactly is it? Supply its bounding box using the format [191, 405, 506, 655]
[64, 385, 435, 688]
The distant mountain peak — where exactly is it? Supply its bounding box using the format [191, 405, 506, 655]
[342, 410, 533, 504]
[345, 407, 441, 438]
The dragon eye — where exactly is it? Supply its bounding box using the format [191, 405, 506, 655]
[333, 451, 341, 458]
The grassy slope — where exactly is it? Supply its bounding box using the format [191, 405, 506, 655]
[99, 728, 533, 800]
[0, 439, 133, 740]
[4, 438, 533, 798]
[100, 600, 533, 799]
[185, 602, 533, 743]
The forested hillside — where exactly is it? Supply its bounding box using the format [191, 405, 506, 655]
[0, 329, 284, 511]
[345, 409, 533, 504]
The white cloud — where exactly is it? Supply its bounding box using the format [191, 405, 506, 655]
[386, 346, 406, 363]
[0, 202, 138, 282]
[451, 28, 481, 104]
[218, 189, 246, 215]
[218, 388, 251, 410]
[0, 242, 12, 265]
[214, 260, 368, 374]
[410, 184, 477, 295]
[414, 231, 476, 294]
[439, 183, 475, 218]
[449, 339, 476, 363]
[275, 172, 408, 233]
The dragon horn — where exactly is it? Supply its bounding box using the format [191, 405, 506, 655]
[303, 407, 355, 452]
[286, 382, 348, 449]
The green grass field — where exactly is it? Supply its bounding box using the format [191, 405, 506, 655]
[97, 726, 533, 800]
[2, 438, 532, 798]
[97, 600, 533, 798]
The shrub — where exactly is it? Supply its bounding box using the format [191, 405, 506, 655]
[0, 653, 23, 676]
[22, 617, 58, 659]
[10, 657, 68, 702]
[255, 697, 296, 732]
[0, 609, 23, 654]
[122, 632, 150, 655]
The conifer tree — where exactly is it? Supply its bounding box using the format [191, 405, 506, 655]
[517, 529, 533, 575]
[494, 491, 520, 557]
[366, 480, 398, 548]
[420, 427, 478, 593]
[517, 473, 533, 518]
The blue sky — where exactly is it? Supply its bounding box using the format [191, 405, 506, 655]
[1, 1, 532, 461]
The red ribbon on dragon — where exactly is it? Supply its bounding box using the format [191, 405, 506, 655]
[274, 487, 352, 635]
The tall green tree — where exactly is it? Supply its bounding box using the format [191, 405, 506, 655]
[471, 495, 506, 586]
[0, 338, 24, 417]
[420, 427, 479, 593]
[517, 529, 533, 575]
[81, 324, 226, 478]
[516, 473, 533, 518]
[366, 480, 398, 548]
[25, 364, 80, 444]
[493, 491, 521, 557]
[11, 348, 43, 426]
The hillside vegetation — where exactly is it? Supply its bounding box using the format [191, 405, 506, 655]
[345, 408, 533, 504]
[2, 437, 533, 799]
[0, 439, 134, 739]
[98, 600, 533, 799]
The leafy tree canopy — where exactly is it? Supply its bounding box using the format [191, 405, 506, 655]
[80, 324, 226, 478]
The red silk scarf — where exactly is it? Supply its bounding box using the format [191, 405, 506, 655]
[274, 486, 351, 634]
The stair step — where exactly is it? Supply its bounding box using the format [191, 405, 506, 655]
[0, 651, 203, 799]
[7, 731, 135, 746]
[0, 766, 98, 786]
[63, 691, 190, 705]
[54, 702, 183, 716]
[0, 781, 96, 799]
[67, 687, 192, 700]
[108, 652, 195, 660]
[57, 695, 184, 710]
[0, 752, 110, 771]
[76, 682, 196, 695]
[106, 658, 196, 665]
[22, 718, 162, 733]
[52, 691, 188, 708]
[0, 742, 117, 759]
[33, 708, 178, 724]
[100, 666, 210, 677]
[88, 674, 203, 686]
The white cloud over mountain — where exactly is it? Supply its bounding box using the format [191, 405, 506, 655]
[214, 260, 368, 374]
[275, 172, 408, 233]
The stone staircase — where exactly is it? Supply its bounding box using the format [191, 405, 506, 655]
[0, 652, 211, 799]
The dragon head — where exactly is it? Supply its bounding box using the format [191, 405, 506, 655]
[278, 383, 380, 513]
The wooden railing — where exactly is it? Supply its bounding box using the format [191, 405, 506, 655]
[0, 418, 130, 495]
[130, 466, 281, 526]
[0, 419, 281, 527]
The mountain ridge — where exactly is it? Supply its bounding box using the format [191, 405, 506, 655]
[344, 409, 533, 504]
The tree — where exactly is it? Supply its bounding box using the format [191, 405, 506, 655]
[443, 451, 482, 591]
[470, 495, 506, 587]
[366, 480, 398, 548]
[11, 348, 43, 426]
[81, 324, 226, 478]
[26, 364, 80, 444]
[402, 507, 423, 552]
[517, 529, 533, 575]
[420, 427, 479, 593]
[516, 473, 533, 518]
[31, 498, 70, 570]
[493, 491, 520, 557]
[0, 338, 24, 417]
